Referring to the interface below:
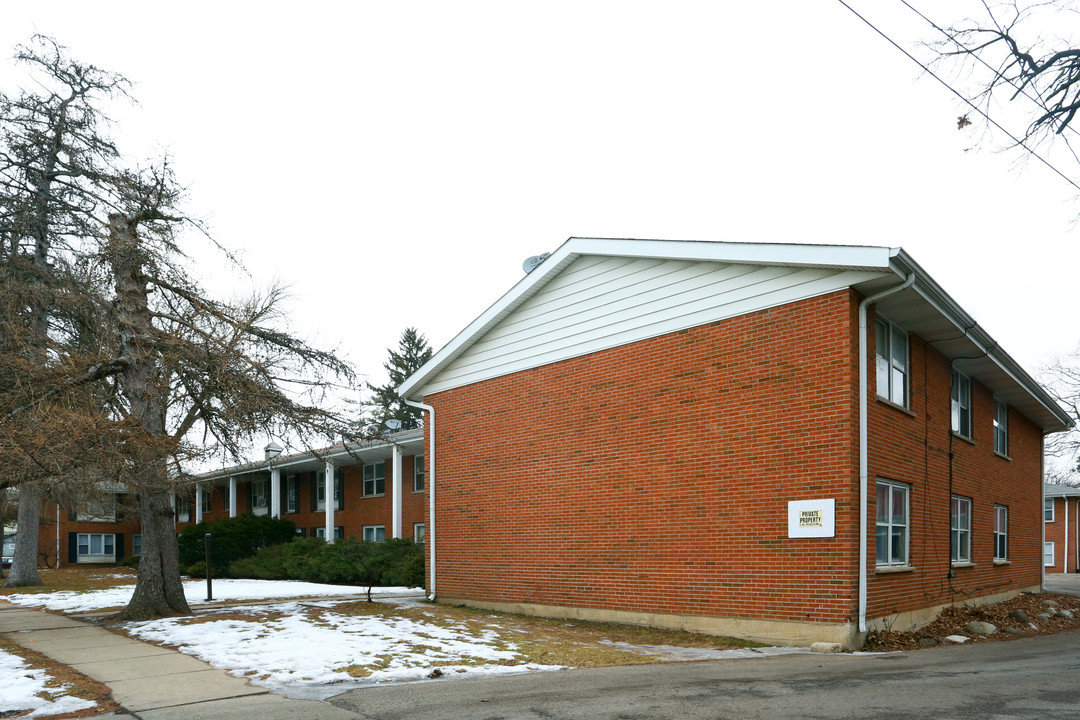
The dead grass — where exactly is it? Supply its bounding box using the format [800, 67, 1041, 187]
[0, 636, 121, 719]
[864, 591, 1080, 651]
[0, 567, 137, 597]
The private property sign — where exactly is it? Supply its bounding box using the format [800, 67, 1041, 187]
[787, 499, 836, 538]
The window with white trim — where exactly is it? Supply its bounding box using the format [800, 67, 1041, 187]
[414, 455, 425, 492]
[993, 399, 1008, 455]
[1045, 541, 1056, 566]
[316, 471, 326, 511]
[876, 318, 909, 407]
[363, 525, 386, 543]
[176, 496, 190, 523]
[315, 526, 344, 539]
[77, 533, 116, 563]
[950, 370, 971, 439]
[200, 486, 212, 514]
[951, 496, 971, 563]
[76, 495, 116, 522]
[1045, 497, 1055, 522]
[414, 522, 425, 545]
[363, 462, 386, 497]
[252, 478, 269, 514]
[876, 479, 909, 566]
[993, 505, 1008, 561]
[286, 475, 298, 513]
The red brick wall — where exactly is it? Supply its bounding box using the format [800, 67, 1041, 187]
[425, 289, 1048, 627]
[36, 504, 141, 568]
[1045, 496, 1080, 572]
[427, 291, 861, 624]
[866, 312, 1045, 621]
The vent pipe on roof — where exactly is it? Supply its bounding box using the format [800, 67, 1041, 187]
[264, 442, 283, 460]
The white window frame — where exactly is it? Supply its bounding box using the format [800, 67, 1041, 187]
[316, 471, 327, 511]
[414, 522, 425, 545]
[252, 478, 269, 514]
[76, 533, 116, 563]
[176, 496, 191, 523]
[993, 399, 1008, 455]
[1045, 497, 1055, 523]
[414, 455, 425, 493]
[363, 462, 386, 497]
[875, 318, 909, 407]
[200, 486, 212, 514]
[875, 479, 909, 566]
[363, 525, 386, 543]
[993, 505, 1008, 561]
[1045, 541, 1056, 567]
[286, 475, 298, 513]
[315, 526, 344, 540]
[951, 496, 972, 564]
[951, 370, 971, 439]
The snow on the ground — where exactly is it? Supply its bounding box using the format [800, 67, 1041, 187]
[3, 578, 421, 613]
[0, 646, 98, 718]
[125, 599, 562, 700]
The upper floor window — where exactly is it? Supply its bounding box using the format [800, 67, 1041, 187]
[286, 475, 298, 513]
[1045, 497, 1055, 522]
[200, 485, 212, 514]
[993, 399, 1008, 455]
[951, 370, 971, 439]
[251, 478, 269, 513]
[951, 496, 972, 564]
[364, 462, 386, 497]
[414, 455, 425, 492]
[76, 495, 117, 523]
[876, 318, 908, 407]
[176, 496, 191, 523]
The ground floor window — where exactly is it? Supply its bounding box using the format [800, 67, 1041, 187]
[77, 533, 115, 563]
[1045, 542, 1056, 567]
[132, 534, 142, 556]
[993, 505, 1008, 561]
[876, 479, 909, 566]
[414, 523, 425, 545]
[951, 496, 972, 563]
[364, 525, 386, 543]
[314, 526, 344, 540]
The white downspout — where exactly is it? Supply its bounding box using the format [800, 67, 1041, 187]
[392, 445, 403, 539]
[55, 504, 60, 569]
[858, 273, 915, 634]
[404, 399, 436, 600]
[1066, 498, 1070, 576]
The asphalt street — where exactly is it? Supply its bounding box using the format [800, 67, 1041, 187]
[330, 629, 1080, 720]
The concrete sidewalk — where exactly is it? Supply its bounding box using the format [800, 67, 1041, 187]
[0, 604, 362, 719]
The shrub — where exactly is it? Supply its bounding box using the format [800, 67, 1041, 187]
[177, 513, 297, 577]
[118, 555, 140, 569]
[229, 536, 425, 597]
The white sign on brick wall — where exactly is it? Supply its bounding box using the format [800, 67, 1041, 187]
[787, 498, 835, 538]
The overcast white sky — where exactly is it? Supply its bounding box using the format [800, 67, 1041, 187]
[3, 2, 1079, 449]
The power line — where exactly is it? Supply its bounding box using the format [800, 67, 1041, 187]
[835, 0, 1080, 194]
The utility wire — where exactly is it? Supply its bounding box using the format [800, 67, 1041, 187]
[836, 0, 1080, 194]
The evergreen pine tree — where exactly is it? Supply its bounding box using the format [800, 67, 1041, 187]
[366, 328, 432, 430]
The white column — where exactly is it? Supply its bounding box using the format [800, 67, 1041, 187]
[270, 468, 281, 519]
[195, 485, 204, 524]
[324, 460, 335, 543]
[392, 446, 403, 539]
[228, 476, 237, 518]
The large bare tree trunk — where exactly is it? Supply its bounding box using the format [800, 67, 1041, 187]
[109, 214, 190, 620]
[4, 481, 44, 587]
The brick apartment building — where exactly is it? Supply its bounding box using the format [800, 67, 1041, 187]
[398, 238, 1072, 648]
[37, 430, 426, 567]
[1044, 483, 1080, 574]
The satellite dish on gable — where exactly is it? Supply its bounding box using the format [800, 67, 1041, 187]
[522, 253, 550, 274]
[385, 419, 403, 431]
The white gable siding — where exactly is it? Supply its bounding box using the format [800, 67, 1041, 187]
[421, 256, 885, 396]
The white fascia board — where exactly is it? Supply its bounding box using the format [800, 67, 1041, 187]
[889, 250, 1073, 432]
[399, 238, 899, 399]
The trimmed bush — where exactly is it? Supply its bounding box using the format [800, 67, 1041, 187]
[229, 537, 425, 597]
[177, 514, 297, 577]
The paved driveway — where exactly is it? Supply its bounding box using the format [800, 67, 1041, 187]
[1045, 572, 1080, 596]
[330, 629, 1080, 720]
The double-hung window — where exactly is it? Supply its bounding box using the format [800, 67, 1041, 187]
[363, 525, 386, 543]
[252, 478, 269, 514]
[875, 479, 909, 566]
[77, 533, 116, 563]
[176, 496, 191, 523]
[993, 400, 1008, 455]
[993, 505, 1008, 561]
[315, 471, 327, 511]
[951, 496, 972, 564]
[414, 522, 425, 545]
[414, 455, 425, 492]
[951, 371, 971, 439]
[1045, 497, 1055, 522]
[363, 462, 386, 497]
[200, 486, 212, 514]
[286, 475, 298, 513]
[876, 318, 908, 407]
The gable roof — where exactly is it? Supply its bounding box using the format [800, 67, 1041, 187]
[400, 238, 1072, 433]
[1045, 483, 1080, 498]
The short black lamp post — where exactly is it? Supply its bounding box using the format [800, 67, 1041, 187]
[204, 532, 213, 601]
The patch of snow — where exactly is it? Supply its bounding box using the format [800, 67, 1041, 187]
[3, 579, 422, 613]
[124, 600, 563, 700]
[945, 635, 970, 643]
[0, 646, 97, 718]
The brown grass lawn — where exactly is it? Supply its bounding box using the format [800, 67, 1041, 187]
[0, 566, 138, 597]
